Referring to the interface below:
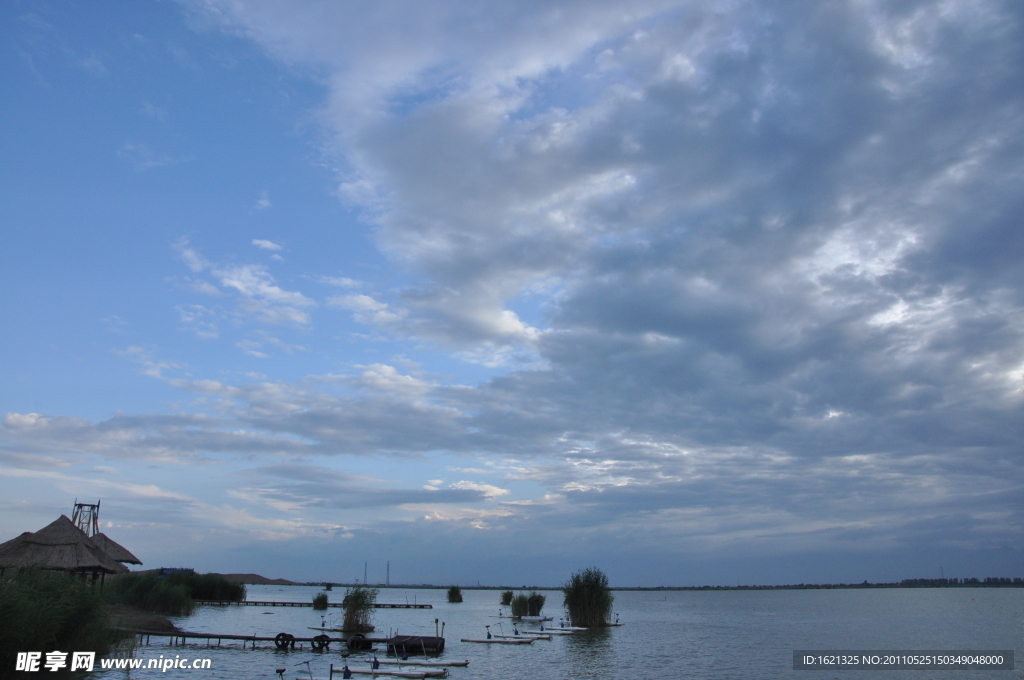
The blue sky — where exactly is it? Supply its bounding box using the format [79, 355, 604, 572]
[2, 0, 1022, 587]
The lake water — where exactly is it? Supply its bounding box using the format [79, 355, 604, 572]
[94, 585, 1023, 679]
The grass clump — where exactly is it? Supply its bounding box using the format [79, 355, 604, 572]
[500, 590, 513, 606]
[509, 593, 529, 617]
[527, 591, 546, 616]
[563, 567, 613, 628]
[313, 592, 329, 610]
[0, 569, 117, 671]
[447, 585, 463, 603]
[341, 585, 377, 632]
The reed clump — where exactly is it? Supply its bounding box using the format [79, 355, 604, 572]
[175, 572, 245, 601]
[104, 571, 245, 616]
[509, 593, 529, 617]
[562, 567, 613, 628]
[527, 591, 546, 616]
[104, 573, 193, 616]
[447, 585, 463, 603]
[341, 585, 377, 632]
[500, 590, 513, 605]
[312, 592, 329, 610]
[0, 568, 117, 671]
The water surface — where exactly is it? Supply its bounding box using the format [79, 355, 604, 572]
[95, 585, 1024, 679]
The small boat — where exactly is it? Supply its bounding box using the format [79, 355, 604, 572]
[377, 660, 468, 668]
[460, 638, 533, 644]
[547, 626, 587, 632]
[493, 634, 551, 641]
[517, 616, 553, 622]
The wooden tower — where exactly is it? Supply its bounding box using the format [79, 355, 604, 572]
[71, 499, 100, 537]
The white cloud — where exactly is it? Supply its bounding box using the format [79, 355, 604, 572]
[449, 480, 510, 499]
[173, 241, 315, 329]
[315, 275, 360, 288]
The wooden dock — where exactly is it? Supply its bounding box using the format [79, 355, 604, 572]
[122, 628, 343, 650]
[194, 600, 432, 609]
[123, 629, 443, 654]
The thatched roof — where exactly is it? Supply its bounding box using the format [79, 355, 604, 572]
[0, 515, 129, 574]
[92, 532, 142, 565]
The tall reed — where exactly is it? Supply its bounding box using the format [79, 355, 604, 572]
[527, 591, 546, 616]
[0, 569, 116, 670]
[104, 571, 245, 615]
[104, 573, 193, 616]
[447, 585, 463, 603]
[562, 567, 613, 627]
[509, 593, 529, 617]
[342, 585, 377, 632]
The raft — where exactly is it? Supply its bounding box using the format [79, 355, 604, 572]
[378, 660, 468, 668]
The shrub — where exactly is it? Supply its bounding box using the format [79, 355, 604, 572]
[325, 583, 333, 591]
[562, 567, 613, 628]
[509, 593, 529, 617]
[313, 592, 329, 610]
[342, 585, 377, 632]
[527, 591, 546, 616]
[0, 569, 117, 671]
[500, 590, 513, 606]
[447, 585, 463, 603]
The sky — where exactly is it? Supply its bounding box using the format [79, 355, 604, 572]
[1, 0, 1022, 587]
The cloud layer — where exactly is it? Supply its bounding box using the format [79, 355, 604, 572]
[2, 0, 1022, 583]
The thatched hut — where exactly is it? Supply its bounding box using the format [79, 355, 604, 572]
[91, 533, 142, 566]
[0, 515, 129, 582]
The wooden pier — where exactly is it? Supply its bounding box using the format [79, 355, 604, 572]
[194, 600, 432, 609]
[123, 628, 343, 650]
[123, 629, 443, 654]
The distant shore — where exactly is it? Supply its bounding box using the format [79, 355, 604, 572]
[214, 575, 1024, 591]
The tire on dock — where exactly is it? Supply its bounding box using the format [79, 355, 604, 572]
[275, 633, 295, 650]
[312, 635, 330, 651]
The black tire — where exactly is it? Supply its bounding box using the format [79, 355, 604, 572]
[312, 634, 330, 651]
[275, 633, 290, 650]
[347, 633, 365, 651]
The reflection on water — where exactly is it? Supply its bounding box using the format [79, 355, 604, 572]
[564, 628, 614, 678]
[92, 586, 1024, 680]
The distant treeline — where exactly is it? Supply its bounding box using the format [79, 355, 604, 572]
[616, 577, 1024, 590]
[296, 578, 1024, 591]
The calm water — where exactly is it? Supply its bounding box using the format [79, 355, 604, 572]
[95, 585, 1024, 679]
